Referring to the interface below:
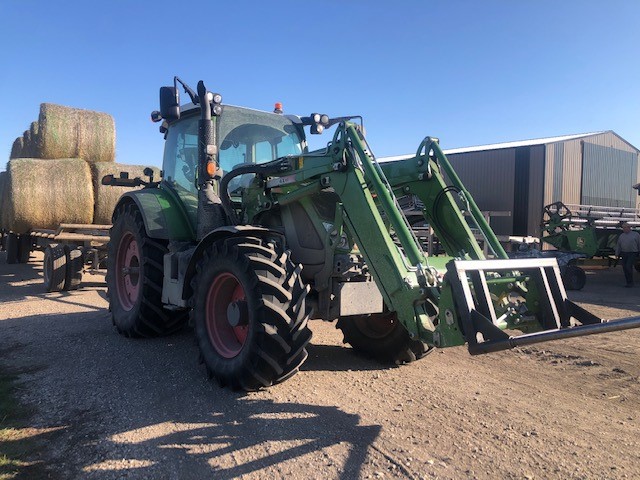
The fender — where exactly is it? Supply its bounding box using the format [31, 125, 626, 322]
[116, 186, 196, 241]
[181, 225, 284, 301]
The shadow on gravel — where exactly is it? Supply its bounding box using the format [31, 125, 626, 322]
[304, 343, 391, 372]
[569, 268, 640, 314]
[0, 309, 383, 479]
[0, 252, 107, 309]
[95, 400, 381, 479]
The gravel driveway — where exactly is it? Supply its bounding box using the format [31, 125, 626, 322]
[1, 251, 639, 479]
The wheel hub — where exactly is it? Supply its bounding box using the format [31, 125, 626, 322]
[227, 300, 249, 327]
[115, 232, 140, 311]
[206, 272, 249, 358]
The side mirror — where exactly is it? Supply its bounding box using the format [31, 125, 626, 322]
[160, 86, 180, 122]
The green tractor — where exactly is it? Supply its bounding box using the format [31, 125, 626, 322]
[105, 77, 640, 391]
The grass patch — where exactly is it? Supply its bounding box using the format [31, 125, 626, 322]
[0, 367, 37, 480]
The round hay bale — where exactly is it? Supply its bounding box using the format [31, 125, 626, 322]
[30, 121, 39, 141]
[35, 103, 115, 163]
[4, 158, 94, 233]
[22, 130, 33, 158]
[9, 137, 24, 159]
[91, 162, 161, 225]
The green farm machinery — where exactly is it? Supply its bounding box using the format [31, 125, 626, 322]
[105, 78, 640, 390]
[539, 201, 640, 287]
[541, 201, 638, 258]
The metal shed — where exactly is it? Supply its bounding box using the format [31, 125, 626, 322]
[383, 131, 640, 238]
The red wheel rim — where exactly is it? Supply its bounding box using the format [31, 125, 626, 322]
[353, 312, 397, 339]
[115, 232, 141, 311]
[206, 272, 249, 358]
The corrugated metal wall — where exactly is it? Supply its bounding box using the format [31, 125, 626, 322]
[440, 131, 639, 239]
[543, 132, 640, 209]
[446, 149, 515, 235]
[582, 143, 638, 207]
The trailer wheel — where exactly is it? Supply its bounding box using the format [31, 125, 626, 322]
[44, 244, 67, 292]
[107, 203, 187, 337]
[63, 246, 84, 291]
[17, 234, 32, 264]
[192, 238, 312, 391]
[5, 233, 19, 264]
[337, 312, 432, 364]
[562, 265, 586, 291]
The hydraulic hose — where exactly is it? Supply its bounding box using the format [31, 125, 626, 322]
[220, 159, 290, 225]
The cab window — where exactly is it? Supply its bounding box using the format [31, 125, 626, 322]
[218, 106, 304, 176]
[162, 115, 198, 194]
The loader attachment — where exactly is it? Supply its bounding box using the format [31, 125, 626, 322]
[445, 257, 640, 355]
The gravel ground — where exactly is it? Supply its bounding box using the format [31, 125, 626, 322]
[1, 252, 639, 479]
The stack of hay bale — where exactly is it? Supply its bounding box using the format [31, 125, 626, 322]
[1, 103, 159, 233]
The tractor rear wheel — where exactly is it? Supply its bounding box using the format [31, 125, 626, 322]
[337, 312, 431, 364]
[106, 203, 187, 337]
[192, 238, 312, 391]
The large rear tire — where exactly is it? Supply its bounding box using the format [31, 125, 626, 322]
[106, 203, 187, 337]
[337, 312, 431, 364]
[192, 237, 312, 391]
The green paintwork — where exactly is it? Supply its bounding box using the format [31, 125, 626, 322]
[541, 202, 621, 258]
[153, 104, 580, 351]
[122, 185, 195, 241]
[245, 122, 570, 346]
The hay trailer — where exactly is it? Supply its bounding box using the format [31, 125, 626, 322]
[4, 224, 110, 292]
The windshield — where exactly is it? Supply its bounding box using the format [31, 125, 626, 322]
[162, 106, 305, 195]
[218, 106, 304, 174]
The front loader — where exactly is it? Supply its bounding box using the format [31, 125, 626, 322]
[105, 77, 640, 390]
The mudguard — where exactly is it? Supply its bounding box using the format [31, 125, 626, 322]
[181, 225, 284, 301]
[117, 186, 196, 241]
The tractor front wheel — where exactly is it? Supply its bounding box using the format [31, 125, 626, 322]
[106, 203, 187, 337]
[192, 238, 312, 391]
[337, 312, 431, 364]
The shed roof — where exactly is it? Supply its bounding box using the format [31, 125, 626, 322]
[443, 131, 606, 154]
[379, 130, 627, 163]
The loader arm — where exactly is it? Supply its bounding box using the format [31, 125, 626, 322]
[379, 137, 507, 260]
[261, 122, 640, 352]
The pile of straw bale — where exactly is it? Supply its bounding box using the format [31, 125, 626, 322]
[11, 103, 116, 163]
[2, 103, 157, 232]
[4, 158, 94, 233]
[91, 162, 161, 225]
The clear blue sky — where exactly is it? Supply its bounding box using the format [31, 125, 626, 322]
[1, 1, 638, 172]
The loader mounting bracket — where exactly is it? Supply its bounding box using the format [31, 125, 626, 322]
[446, 258, 640, 355]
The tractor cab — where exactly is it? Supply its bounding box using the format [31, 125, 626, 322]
[160, 104, 307, 197]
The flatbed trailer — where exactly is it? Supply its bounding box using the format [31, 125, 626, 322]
[2, 224, 110, 292]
